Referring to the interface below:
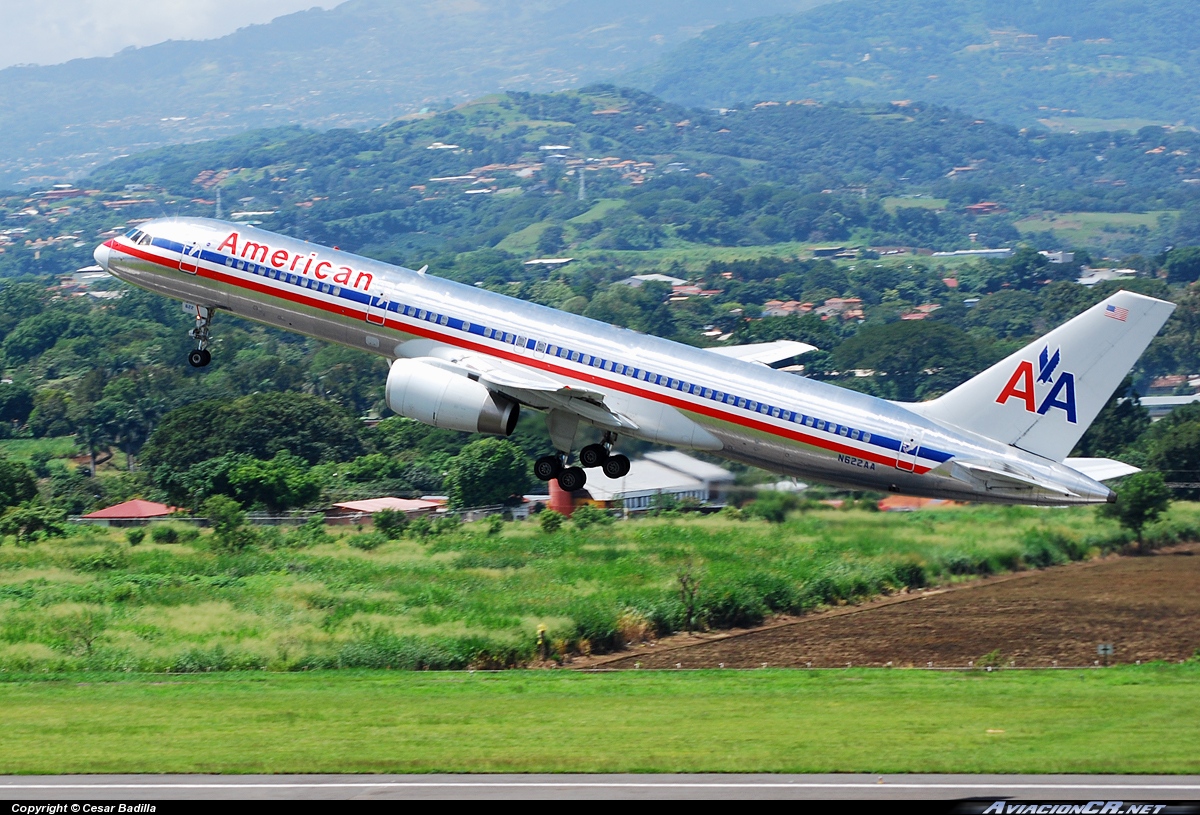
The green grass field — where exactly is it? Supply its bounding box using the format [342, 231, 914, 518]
[1, 666, 1197, 773]
[1014, 211, 1175, 247]
[2, 503, 1193, 673]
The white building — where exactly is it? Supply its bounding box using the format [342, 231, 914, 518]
[578, 451, 735, 510]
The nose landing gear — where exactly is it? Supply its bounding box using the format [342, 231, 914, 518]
[187, 306, 214, 368]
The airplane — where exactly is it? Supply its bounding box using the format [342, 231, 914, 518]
[93, 217, 1175, 506]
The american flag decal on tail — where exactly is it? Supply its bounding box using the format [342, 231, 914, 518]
[1105, 304, 1129, 322]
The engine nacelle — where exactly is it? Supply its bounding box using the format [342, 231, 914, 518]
[386, 358, 519, 436]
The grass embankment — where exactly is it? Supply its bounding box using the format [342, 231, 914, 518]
[2, 504, 1197, 672]
[1, 665, 1197, 773]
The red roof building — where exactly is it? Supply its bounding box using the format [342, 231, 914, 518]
[80, 499, 180, 526]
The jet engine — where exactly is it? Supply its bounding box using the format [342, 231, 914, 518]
[385, 358, 519, 436]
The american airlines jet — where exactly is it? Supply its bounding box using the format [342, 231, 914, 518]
[94, 218, 1174, 505]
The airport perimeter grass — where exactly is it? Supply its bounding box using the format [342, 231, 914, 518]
[5, 503, 1199, 672]
[1, 665, 1198, 774]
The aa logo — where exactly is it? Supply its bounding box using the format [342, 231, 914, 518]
[995, 346, 1077, 423]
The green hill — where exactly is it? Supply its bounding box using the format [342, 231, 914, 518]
[0, 0, 827, 188]
[629, 0, 1200, 131]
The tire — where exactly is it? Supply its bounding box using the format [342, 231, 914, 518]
[534, 455, 562, 482]
[557, 466, 586, 492]
[602, 454, 631, 479]
[579, 443, 609, 468]
[188, 349, 211, 368]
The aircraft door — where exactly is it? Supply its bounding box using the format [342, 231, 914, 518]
[366, 285, 390, 326]
[896, 429, 924, 472]
[180, 240, 203, 274]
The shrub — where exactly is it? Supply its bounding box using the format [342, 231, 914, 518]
[483, 513, 505, 536]
[745, 491, 801, 523]
[348, 531, 388, 551]
[150, 525, 179, 544]
[539, 510, 565, 533]
[571, 504, 613, 529]
[433, 514, 462, 536]
[373, 508, 407, 539]
[407, 516, 433, 538]
[125, 528, 145, 546]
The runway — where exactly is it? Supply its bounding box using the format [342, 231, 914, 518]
[2, 774, 1200, 800]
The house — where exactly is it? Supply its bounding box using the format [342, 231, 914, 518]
[79, 499, 180, 527]
[964, 202, 1007, 215]
[326, 497, 441, 525]
[620, 273, 687, 288]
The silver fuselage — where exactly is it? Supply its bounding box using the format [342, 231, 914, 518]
[95, 217, 1114, 505]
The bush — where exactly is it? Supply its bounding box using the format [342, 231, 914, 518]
[150, 525, 179, 544]
[483, 513, 505, 536]
[539, 510, 565, 533]
[373, 508, 407, 539]
[571, 504, 613, 529]
[124, 528, 145, 546]
[407, 516, 433, 538]
[0, 503, 67, 543]
[433, 514, 462, 536]
[348, 531, 388, 551]
[745, 491, 802, 523]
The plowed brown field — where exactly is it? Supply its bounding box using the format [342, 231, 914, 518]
[590, 545, 1200, 670]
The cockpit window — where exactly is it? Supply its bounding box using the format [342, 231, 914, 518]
[124, 229, 152, 245]
[137, 232, 153, 245]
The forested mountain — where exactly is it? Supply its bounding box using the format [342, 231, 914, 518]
[0, 0, 827, 188]
[5, 87, 1200, 517]
[630, 0, 1200, 131]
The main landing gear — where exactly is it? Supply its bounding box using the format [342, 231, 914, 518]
[187, 306, 214, 368]
[534, 433, 631, 492]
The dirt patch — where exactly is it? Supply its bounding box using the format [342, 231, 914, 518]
[588, 546, 1200, 669]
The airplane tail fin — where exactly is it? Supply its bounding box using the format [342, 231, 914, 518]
[914, 291, 1175, 461]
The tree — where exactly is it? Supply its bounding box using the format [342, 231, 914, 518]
[202, 494, 255, 551]
[833, 321, 991, 401]
[141, 392, 366, 474]
[1164, 247, 1200, 284]
[443, 438, 530, 509]
[0, 382, 34, 427]
[0, 457, 37, 512]
[1102, 471, 1171, 547]
[227, 451, 323, 514]
[1073, 376, 1149, 458]
[1146, 419, 1200, 500]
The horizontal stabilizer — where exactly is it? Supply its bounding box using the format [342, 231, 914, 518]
[1063, 458, 1140, 481]
[943, 459, 1079, 498]
[706, 340, 816, 367]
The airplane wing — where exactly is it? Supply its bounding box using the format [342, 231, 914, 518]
[1063, 457, 1140, 481]
[705, 340, 817, 367]
[409, 352, 639, 432]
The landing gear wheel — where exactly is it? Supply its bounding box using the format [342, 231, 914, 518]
[534, 455, 563, 482]
[187, 349, 211, 368]
[602, 454, 631, 479]
[557, 466, 586, 492]
[579, 443, 610, 468]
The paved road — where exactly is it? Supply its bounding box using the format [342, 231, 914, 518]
[2, 775, 1199, 800]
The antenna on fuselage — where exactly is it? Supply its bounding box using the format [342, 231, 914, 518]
[416, 265, 428, 276]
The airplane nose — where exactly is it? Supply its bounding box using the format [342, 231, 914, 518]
[93, 242, 111, 271]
